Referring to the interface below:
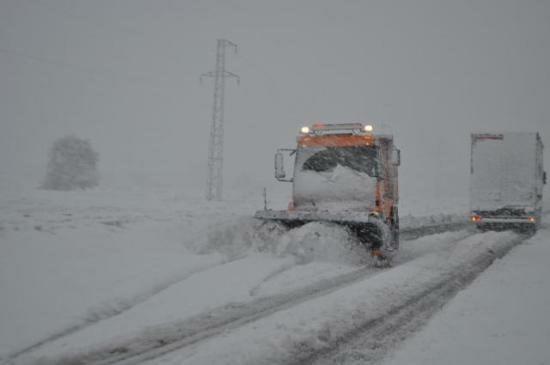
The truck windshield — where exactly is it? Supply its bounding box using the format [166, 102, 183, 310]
[301, 146, 379, 177]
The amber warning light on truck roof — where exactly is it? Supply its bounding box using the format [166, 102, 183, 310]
[300, 122, 375, 135]
[472, 133, 504, 141]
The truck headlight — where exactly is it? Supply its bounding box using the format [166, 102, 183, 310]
[301, 126, 310, 134]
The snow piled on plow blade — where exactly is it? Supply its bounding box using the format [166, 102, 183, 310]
[189, 218, 368, 265]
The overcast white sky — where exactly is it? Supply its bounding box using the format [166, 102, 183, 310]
[0, 0, 548, 200]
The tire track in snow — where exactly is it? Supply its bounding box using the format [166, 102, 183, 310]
[297, 234, 529, 365]
[33, 267, 383, 365]
[18, 230, 476, 365]
[249, 261, 297, 297]
[3, 258, 228, 364]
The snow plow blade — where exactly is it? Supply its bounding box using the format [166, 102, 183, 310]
[254, 209, 395, 258]
[255, 209, 380, 226]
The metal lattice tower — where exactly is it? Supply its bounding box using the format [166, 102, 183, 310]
[201, 39, 239, 201]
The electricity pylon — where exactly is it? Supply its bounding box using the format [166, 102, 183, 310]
[201, 39, 239, 201]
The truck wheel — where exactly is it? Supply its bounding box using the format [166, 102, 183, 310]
[354, 224, 383, 251]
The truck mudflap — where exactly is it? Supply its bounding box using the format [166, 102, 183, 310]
[254, 209, 396, 256]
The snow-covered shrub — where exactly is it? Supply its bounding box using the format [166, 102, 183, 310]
[42, 135, 99, 190]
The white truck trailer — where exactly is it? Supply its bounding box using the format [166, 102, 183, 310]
[470, 132, 546, 232]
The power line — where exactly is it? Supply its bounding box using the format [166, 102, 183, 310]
[201, 39, 239, 201]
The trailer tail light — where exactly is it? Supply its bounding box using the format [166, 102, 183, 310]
[471, 215, 482, 223]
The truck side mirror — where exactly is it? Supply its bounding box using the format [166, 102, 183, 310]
[392, 148, 401, 166]
[274, 149, 295, 182]
[275, 152, 286, 180]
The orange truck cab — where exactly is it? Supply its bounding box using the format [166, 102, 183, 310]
[255, 122, 400, 258]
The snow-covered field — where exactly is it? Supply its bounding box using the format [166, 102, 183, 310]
[0, 186, 544, 365]
[0, 187, 262, 361]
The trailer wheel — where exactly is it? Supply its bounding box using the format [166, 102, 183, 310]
[517, 224, 537, 236]
[476, 224, 490, 232]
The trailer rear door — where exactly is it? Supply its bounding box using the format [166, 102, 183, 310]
[470, 133, 536, 211]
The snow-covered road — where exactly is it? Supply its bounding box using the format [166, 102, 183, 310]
[381, 217, 550, 365]
[1, 188, 533, 365]
[14, 231, 473, 365]
[131, 231, 521, 365]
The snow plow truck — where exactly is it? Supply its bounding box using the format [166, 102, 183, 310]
[470, 132, 546, 233]
[255, 122, 401, 263]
